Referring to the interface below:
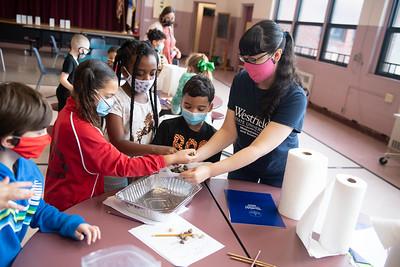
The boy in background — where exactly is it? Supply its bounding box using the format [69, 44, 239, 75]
[56, 34, 90, 111]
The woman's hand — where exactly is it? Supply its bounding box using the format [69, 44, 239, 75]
[163, 149, 196, 165]
[173, 47, 181, 59]
[75, 223, 101, 245]
[181, 165, 212, 184]
[0, 177, 33, 210]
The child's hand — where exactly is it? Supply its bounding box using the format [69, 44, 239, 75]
[181, 165, 212, 184]
[157, 145, 177, 155]
[0, 177, 33, 210]
[164, 149, 196, 165]
[75, 223, 101, 245]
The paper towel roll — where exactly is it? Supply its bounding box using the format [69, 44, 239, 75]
[319, 174, 367, 254]
[278, 148, 328, 220]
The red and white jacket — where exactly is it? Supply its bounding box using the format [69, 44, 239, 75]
[45, 98, 165, 211]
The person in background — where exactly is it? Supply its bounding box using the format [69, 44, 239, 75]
[146, 28, 168, 69]
[148, 6, 181, 64]
[45, 60, 194, 211]
[107, 46, 118, 69]
[56, 34, 90, 111]
[182, 20, 308, 187]
[153, 75, 221, 163]
[171, 53, 214, 115]
[0, 82, 100, 267]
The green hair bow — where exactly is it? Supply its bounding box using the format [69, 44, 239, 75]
[197, 59, 215, 72]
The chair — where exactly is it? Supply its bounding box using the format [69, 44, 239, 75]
[90, 38, 106, 49]
[49, 35, 67, 67]
[24, 36, 38, 56]
[379, 113, 400, 165]
[32, 47, 60, 91]
[90, 49, 108, 60]
[0, 48, 5, 72]
[211, 111, 224, 123]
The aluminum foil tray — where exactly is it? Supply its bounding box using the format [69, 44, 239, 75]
[115, 174, 202, 222]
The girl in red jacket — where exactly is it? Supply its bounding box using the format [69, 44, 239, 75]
[45, 60, 195, 211]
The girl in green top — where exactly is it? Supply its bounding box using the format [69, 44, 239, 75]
[171, 53, 215, 114]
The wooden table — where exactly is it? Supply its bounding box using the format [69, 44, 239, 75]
[13, 186, 246, 267]
[206, 179, 353, 267]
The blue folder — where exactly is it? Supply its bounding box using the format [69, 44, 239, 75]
[225, 189, 285, 228]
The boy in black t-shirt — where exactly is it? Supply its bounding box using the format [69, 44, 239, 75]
[153, 75, 221, 163]
[56, 34, 90, 111]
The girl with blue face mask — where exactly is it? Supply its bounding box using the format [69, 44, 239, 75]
[45, 59, 195, 210]
[104, 41, 177, 192]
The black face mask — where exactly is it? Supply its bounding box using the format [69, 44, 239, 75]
[162, 19, 174, 27]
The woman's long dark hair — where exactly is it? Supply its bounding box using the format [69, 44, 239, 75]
[114, 41, 159, 141]
[73, 59, 117, 127]
[159, 6, 175, 23]
[239, 20, 304, 119]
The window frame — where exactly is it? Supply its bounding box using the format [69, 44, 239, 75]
[274, 0, 296, 34]
[319, 0, 363, 67]
[274, 0, 364, 67]
[376, 0, 400, 80]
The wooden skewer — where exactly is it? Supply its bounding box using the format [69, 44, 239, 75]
[227, 252, 276, 267]
[229, 256, 270, 267]
[152, 233, 194, 237]
[251, 250, 261, 267]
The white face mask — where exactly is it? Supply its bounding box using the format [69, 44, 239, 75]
[123, 67, 155, 93]
[134, 78, 155, 93]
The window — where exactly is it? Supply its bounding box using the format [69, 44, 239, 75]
[275, 0, 297, 33]
[320, 0, 364, 66]
[294, 0, 329, 58]
[377, 0, 400, 79]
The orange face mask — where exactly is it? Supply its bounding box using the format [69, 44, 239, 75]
[11, 134, 51, 159]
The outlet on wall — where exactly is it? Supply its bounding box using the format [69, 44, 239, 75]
[384, 93, 394, 103]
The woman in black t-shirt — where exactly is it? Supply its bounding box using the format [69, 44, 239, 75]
[182, 20, 307, 187]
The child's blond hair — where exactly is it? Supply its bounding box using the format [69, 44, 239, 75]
[186, 53, 213, 80]
[71, 34, 90, 51]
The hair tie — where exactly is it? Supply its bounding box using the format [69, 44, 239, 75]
[197, 59, 215, 72]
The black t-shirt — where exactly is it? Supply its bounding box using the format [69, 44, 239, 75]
[57, 53, 78, 91]
[152, 116, 221, 163]
[227, 70, 307, 187]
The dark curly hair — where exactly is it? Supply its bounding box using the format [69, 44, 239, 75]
[114, 40, 159, 141]
[147, 28, 166, 42]
[239, 20, 304, 119]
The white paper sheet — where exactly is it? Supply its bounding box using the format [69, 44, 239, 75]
[296, 174, 367, 258]
[351, 227, 387, 267]
[371, 218, 400, 267]
[49, 18, 55, 27]
[129, 216, 224, 266]
[103, 196, 188, 225]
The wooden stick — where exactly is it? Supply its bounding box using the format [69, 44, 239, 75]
[227, 252, 276, 267]
[251, 250, 261, 267]
[152, 233, 194, 237]
[229, 256, 270, 267]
